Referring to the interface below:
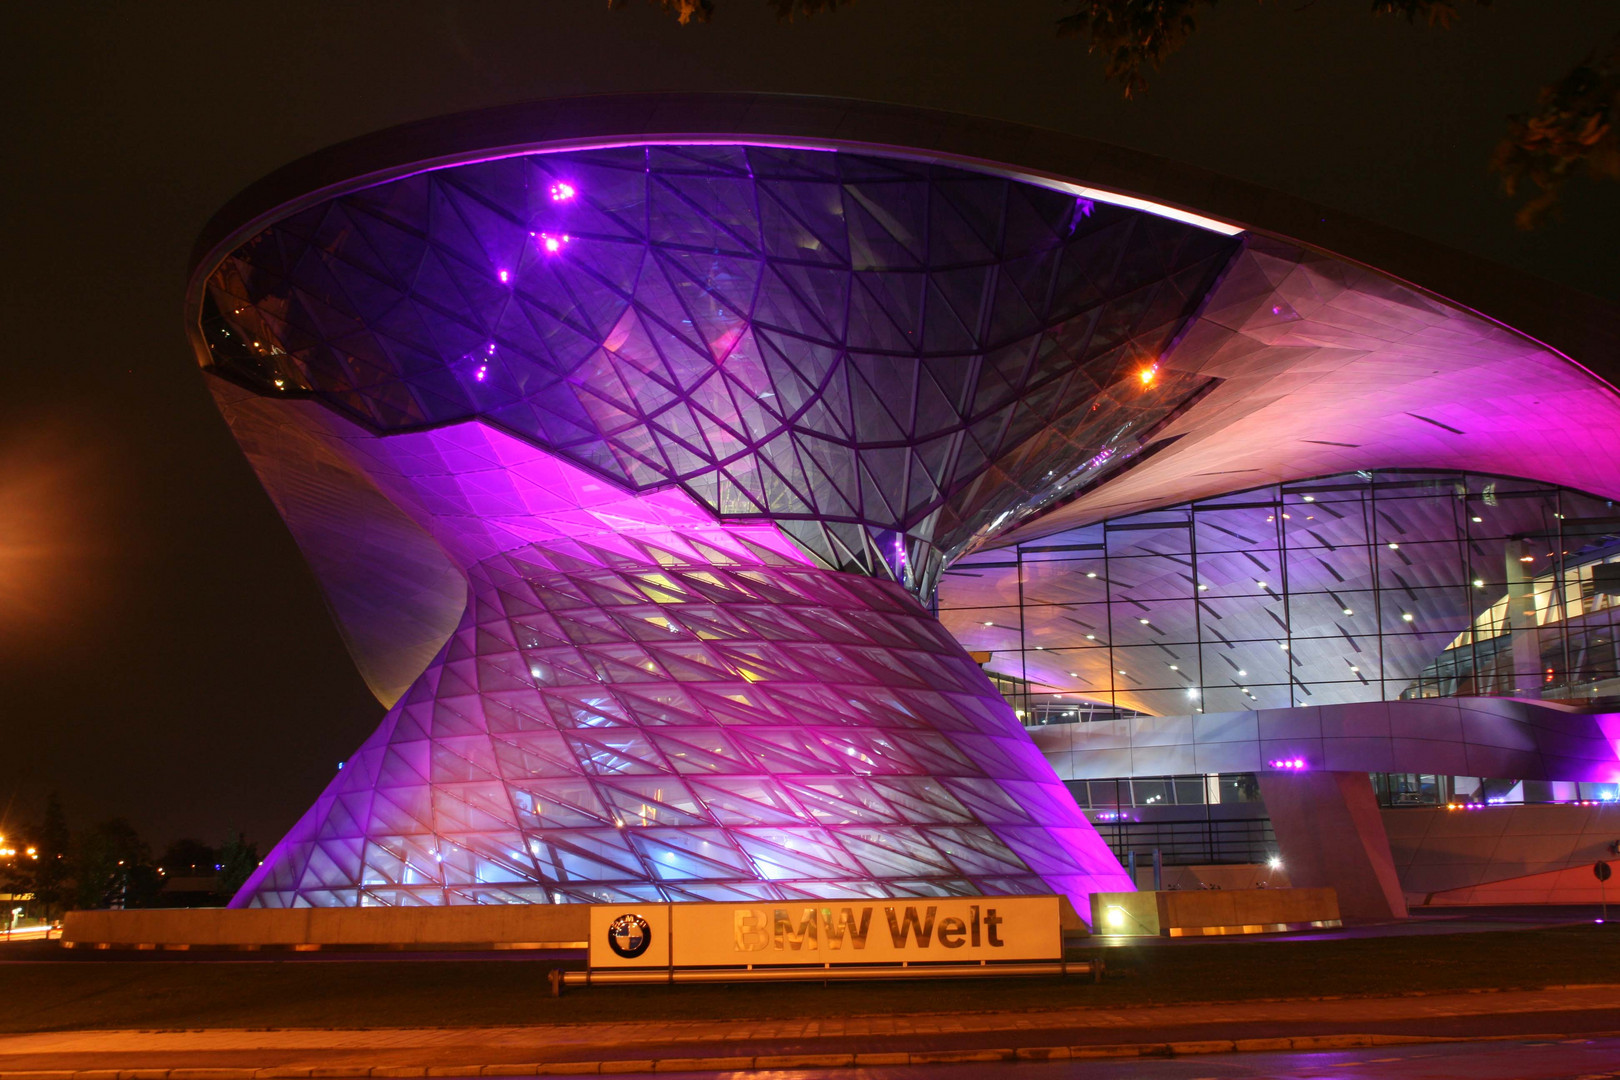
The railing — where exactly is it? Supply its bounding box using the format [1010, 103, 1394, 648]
[1090, 816, 1277, 866]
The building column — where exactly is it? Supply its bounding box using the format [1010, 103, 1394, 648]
[1505, 538, 1543, 697]
[1257, 770, 1408, 921]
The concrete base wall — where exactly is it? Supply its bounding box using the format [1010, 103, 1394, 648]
[63, 905, 590, 948]
[1090, 888, 1340, 937]
[1384, 802, 1620, 906]
[1259, 770, 1407, 920]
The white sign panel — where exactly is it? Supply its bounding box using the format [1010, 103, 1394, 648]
[588, 903, 671, 968]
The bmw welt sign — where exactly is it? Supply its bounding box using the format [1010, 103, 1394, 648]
[589, 896, 1061, 968]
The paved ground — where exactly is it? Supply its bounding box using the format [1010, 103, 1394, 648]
[1, 984, 1618, 1074]
[626, 1038, 1620, 1080]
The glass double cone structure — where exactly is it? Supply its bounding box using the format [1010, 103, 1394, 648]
[198, 136, 1240, 913]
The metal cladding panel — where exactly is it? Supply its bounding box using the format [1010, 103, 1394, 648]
[1032, 698, 1620, 785]
[221, 394, 1132, 913]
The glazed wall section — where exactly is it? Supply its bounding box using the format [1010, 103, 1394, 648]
[941, 472, 1620, 717]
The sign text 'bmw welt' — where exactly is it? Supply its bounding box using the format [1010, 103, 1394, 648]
[588, 896, 1061, 968]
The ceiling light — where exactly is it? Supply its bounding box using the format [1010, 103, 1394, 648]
[1401, 612, 1415, 622]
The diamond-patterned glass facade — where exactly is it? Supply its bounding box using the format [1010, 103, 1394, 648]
[225, 411, 1131, 910]
[201, 144, 1236, 594]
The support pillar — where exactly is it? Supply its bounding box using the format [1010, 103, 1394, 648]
[1257, 770, 1408, 921]
[1505, 538, 1543, 697]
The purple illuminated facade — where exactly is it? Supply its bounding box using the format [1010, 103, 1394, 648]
[189, 95, 1620, 916]
[216, 390, 1123, 906]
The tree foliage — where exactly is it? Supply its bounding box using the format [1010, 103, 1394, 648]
[1491, 32, 1620, 229]
[1055, 1, 1212, 100]
[1053, 1, 1491, 98]
[70, 818, 161, 910]
[620, 0, 1620, 227]
[217, 833, 259, 899]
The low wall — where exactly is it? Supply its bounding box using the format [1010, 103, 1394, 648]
[1385, 803, 1620, 906]
[1090, 887, 1340, 937]
[63, 905, 590, 949]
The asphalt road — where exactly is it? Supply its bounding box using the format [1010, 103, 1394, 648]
[613, 1038, 1620, 1080]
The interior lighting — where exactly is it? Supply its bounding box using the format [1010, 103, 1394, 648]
[549, 181, 577, 201]
[1343, 607, 1354, 615]
[536, 231, 570, 254]
[1279, 643, 1289, 651]
[1105, 906, 1126, 929]
[1350, 665, 1360, 672]
[1268, 856, 1283, 870]
[1168, 664, 1178, 670]
[1117, 670, 1127, 675]
[1471, 515, 1483, 523]
[497, 269, 510, 283]
[1520, 554, 1536, 562]
[1197, 584, 1209, 591]
[1084, 634, 1096, 640]
[983, 621, 994, 626]
[1473, 579, 1485, 588]
[1238, 670, 1247, 676]
[1086, 572, 1098, 579]
[1068, 672, 1079, 677]
[1301, 495, 1315, 502]
[1401, 612, 1415, 622]
[1138, 364, 1158, 386]
[1138, 617, 1151, 624]
[1388, 542, 1400, 550]
[1267, 757, 1307, 770]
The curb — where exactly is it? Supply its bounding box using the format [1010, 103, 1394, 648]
[4, 1030, 1609, 1078]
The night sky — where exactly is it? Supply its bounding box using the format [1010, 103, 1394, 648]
[5, 1, 1618, 852]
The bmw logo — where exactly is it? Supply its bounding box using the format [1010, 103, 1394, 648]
[607, 912, 652, 959]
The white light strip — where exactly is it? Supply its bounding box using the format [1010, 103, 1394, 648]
[1054, 184, 1245, 236]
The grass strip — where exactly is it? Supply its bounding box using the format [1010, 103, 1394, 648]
[1, 924, 1617, 1033]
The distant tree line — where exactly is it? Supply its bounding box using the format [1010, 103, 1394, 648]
[617, 0, 1619, 229]
[0, 793, 258, 919]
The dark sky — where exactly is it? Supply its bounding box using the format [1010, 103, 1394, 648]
[5, 1, 1618, 853]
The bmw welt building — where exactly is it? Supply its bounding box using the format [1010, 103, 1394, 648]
[187, 95, 1620, 924]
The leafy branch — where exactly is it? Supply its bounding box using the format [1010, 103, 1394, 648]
[1491, 32, 1620, 229]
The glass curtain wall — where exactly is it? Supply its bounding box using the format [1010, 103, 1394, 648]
[939, 471, 1620, 718]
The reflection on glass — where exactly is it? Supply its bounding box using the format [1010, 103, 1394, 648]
[936, 469, 1620, 720]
